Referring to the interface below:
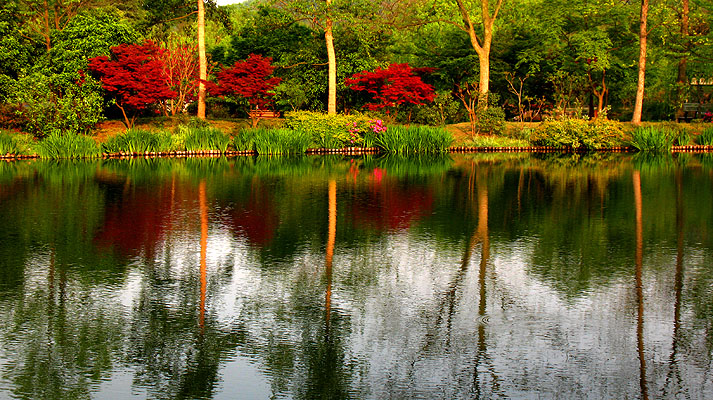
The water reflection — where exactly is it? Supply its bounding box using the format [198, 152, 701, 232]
[0, 154, 712, 398]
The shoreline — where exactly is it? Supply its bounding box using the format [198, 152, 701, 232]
[3, 145, 713, 160]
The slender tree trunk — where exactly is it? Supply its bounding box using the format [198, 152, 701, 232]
[677, 0, 689, 85]
[325, 0, 337, 115]
[197, 0, 207, 119]
[676, 0, 690, 121]
[632, 0, 649, 124]
[42, 0, 52, 50]
[117, 103, 133, 129]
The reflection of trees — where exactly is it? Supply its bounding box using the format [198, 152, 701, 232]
[349, 169, 434, 232]
[94, 171, 175, 259]
[663, 166, 685, 397]
[633, 169, 649, 400]
[298, 179, 350, 399]
[123, 178, 241, 399]
[4, 155, 713, 398]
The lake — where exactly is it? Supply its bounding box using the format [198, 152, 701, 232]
[0, 153, 711, 399]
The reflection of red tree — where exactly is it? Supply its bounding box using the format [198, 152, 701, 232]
[351, 170, 433, 231]
[222, 188, 278, 246]
[95, 183, 175, 258]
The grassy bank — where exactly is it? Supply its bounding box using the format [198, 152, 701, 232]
[4, 117, 713, 160]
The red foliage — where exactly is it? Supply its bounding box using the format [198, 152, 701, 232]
[345, 63, 436, 112]
[160, 44, 200, 116]
[223, 200, 278, 247]
[89, 40, 177, 127]
[210, 54, 282, 110]
[94, 182, 174, 259]
[350, 169, 434, 231]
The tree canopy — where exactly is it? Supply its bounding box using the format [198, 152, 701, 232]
[1, 0, 713, 132]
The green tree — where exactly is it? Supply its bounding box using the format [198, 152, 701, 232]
[10, 7, 137, 136]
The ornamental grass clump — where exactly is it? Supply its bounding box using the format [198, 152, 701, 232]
[232, 129, 256, 152]
[252, 128, 311, 155]
[34, 133, 101, 159]
[374, 125, 453, 154]
[697, 127, 713, 145]
[176, 125, 231, 153]
[102, 128, 174, 154]
[629, 127, 674, 153]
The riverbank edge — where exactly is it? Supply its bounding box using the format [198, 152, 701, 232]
[3, 145, 713, 160]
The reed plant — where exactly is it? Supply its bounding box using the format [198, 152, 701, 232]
[697, 127, 713, 145]
[374, 126, 453, 154]
[629, 127, 673, 153]
[102, 129, 175, 154]
[252, 128, 311, 155]
[232, 129, 256, 152]
[34, 133, 101, 159]
[179, 125, 231, 153]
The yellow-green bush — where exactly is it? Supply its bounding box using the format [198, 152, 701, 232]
[284, 111, 374, 148]
[530, 117, 625, 149]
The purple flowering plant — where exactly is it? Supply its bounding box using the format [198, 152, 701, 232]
[345, 119, 388, 147]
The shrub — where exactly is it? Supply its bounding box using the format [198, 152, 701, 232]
[34, 133, 101, 159]
[285, 111, 373, 148]
[411, 91, 461, 126]
[629, 127, 674, 153]
[466, 135, 529, 148]
[475, 105, 506, 135]
[0, 104, 28, 130]
[12, 73, 104, 137]
[531, 116, 624, 149]
[0, 131, 35, 156]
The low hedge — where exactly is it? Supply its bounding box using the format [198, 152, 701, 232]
[284, 111, 374, 148]
[530, 117, 626, 150]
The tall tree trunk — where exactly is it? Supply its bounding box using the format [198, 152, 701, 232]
[325, 0, 337, 115]
[676, 0, 690, 121]
[632, 0, 649, 124]
[454, 0, 504, 102]
[478, 49, 490, 101]
[197, 0, 207, 119]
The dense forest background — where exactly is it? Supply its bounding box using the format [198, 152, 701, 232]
[0, 0, 711, 134]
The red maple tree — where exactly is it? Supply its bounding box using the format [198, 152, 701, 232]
[209, 54, 282, 127]
[160, 42, 200, 116]
[89, 40, 177, 128]
[345, 64, 436, 115]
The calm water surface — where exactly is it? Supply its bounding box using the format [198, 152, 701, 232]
[0, 154, 712, 399]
